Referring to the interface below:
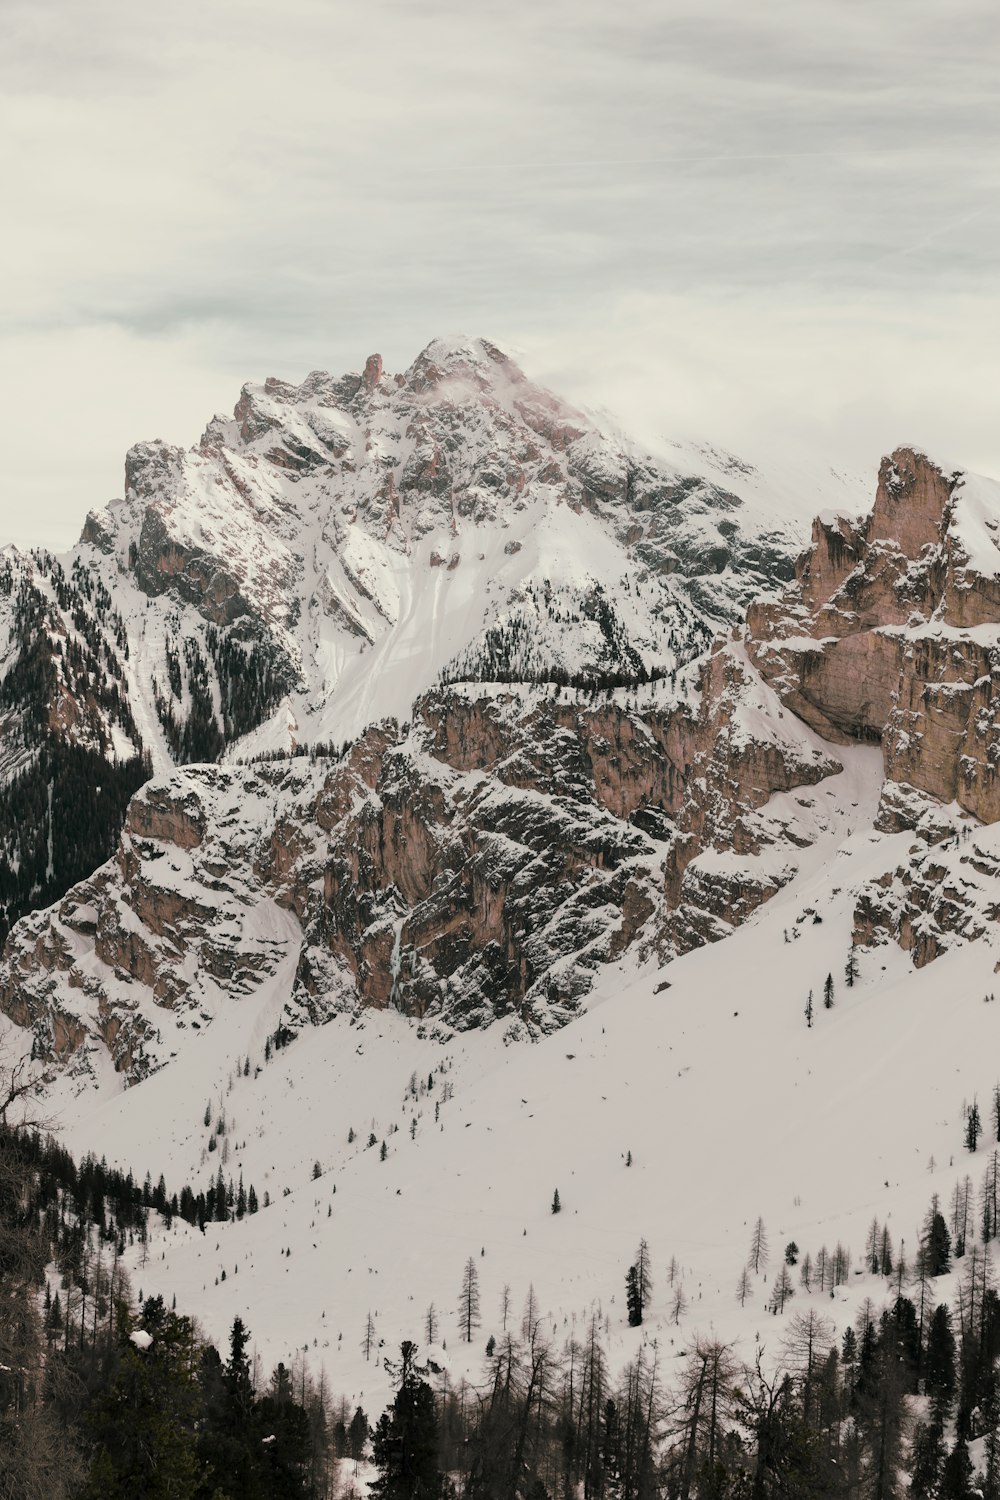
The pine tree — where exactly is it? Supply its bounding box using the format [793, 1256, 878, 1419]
[940, 1435, 975, 1499]
[625, 1240, 652, 1326]
[84, 1296, 201, 1498]
[370, 1341, 441, 1500]
[823, 972, 834, 1009]
[349, 1407, 369, 1466]
[551, 1188, 561, 1214]
[626, 1266, 641, 1327]
[925, 1197, 952, 1276]
[925, 1304, 956, 1418]
[805, 990, 814, 1028]
[909, 1418, 946, 1500]
[966, 1099, 983, 1154]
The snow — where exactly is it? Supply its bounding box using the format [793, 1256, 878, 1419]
[9, 338, 1000, 1427]
[36, 739, 1000, 1418]
[52, 338, 837, 779]
[948, 470, 1000, 578]
[129, 1330, 154, 1351]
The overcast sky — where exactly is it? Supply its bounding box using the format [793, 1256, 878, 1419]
[2, 0, 998, 548]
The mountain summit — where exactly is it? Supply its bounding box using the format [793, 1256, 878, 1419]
[0, 338, 825, 948]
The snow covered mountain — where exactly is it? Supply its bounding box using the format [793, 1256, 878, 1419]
[0, 336, 835, 950]
[6, 430, 998, 1091]
[8, 341, 1000, 1438]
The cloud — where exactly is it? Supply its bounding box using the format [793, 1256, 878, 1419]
[1, 0, 998, 546]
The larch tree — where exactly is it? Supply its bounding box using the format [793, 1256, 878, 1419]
[845, 946, 859, 988]
[458, 1257, 481, 1343]
[748, 1217, 769, 1275]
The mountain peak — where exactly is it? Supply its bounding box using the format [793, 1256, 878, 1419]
[403, 335, 524, 393]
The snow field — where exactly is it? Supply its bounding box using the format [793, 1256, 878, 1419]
[45, 743, 1000, 1418]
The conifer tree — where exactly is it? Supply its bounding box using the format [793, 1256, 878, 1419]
[370, 1342, 441, 1500]
[966, 1099, 983, 1154]
[924, 1196, 952, 1276]
[625, 1239, 652, 1326]
[626, 1266, 641, 1327]
[458, 1257, 480, 1342]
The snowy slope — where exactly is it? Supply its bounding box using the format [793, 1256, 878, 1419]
[24, 739, 1000, 1416]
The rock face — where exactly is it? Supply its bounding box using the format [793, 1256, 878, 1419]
[741, 446, 1000, 968]
[747, 447, 1000, 825]
[1, 643, 847, 1084]
[8, 382, 1000, 1088]
[1, 336, 823, 947]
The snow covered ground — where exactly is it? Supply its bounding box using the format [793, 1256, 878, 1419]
[36, 740, 1000, 1415]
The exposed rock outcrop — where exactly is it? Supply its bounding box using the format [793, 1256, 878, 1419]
[747, 447, 1000, 824]
[1, 643, 846, 1084]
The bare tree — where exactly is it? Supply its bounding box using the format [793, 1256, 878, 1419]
[361, 1310, 376, 1361]
[670, 1284, 688, 1325]
[748, 1217, 769, 1275]
[770, 1264, 794, 1314]
[665, 1339, 737, 1500]
[780, 1310, 835, 1425]
[459, 1256, 481, 1342]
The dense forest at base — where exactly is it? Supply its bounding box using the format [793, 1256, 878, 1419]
[7, 1072, 1000, 1500]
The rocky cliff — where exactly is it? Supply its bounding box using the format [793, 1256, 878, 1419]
[746, 447, 1000, 823]
[7, 384, 1000, 1087]
[1, 337, 824, 946]
[3, 638, 847, 1085]
[745, 446, 1000, 964]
